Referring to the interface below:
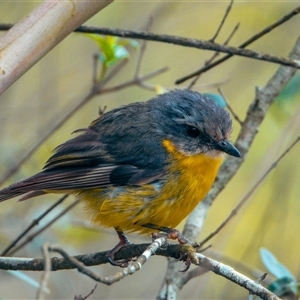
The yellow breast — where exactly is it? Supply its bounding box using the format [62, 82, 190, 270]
[80, 139, 223, 234]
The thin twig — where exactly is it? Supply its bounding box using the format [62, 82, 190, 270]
[43, 237, 167, 285]
[199, 135, 300, 246]
[176, 5, 300, 84]
[218, 88, 242, 125]
[98, 67, 168, 94]
[92, 53, 99, 85]
[188, 22, 240, 90]
[0, 195, 68, 256]
[74, 284, 97, 300]
[6, 199, 80, 256]
[36, 243, 52, 300]
[248, 273, 268, 300]
[210, 0, 234, 42]
[132, 18, 167, 92]
[134, 16, 153, 78]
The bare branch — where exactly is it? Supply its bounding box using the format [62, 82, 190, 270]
[188, 22, 240, 90]
[30, 238, 167, 285]
[36, 243, 52, 300]
[218, 88, 242, 125]
[0, 243, 279, 299]
[196, 253, 280, 300]
[74, 284, 97, 300]
[0, 195, 68, 256]
[210, 0, 234, 42]
[176, 5, 300, 84]
[0, 21, 299, 72]
[6, 199, 79, 256]
[73, 27, 300, 70]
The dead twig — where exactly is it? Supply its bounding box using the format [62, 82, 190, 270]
[176, 5, 300, 84]
[0, 195, 68, 256]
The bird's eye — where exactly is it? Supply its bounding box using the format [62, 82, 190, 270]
[187, 126, 200, 138]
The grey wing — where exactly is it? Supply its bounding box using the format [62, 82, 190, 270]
[0, 164, 164, 202]
[0, 123, 166, 202]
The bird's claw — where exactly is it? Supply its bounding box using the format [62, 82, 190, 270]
[106, 251, 131, 267]
[178, 243, 199, 272]
[106, 229, 132, 267]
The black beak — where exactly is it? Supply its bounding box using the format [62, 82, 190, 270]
[215, 140, 241, 158]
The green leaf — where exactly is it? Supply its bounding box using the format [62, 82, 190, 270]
[118, 39, 139, 49]
[260, 248, 296, 280]
[203, 93, 227, 107]
[276, 72, 300, 103]
[85, 34, 138, 68]
[267, 277, 298, 297]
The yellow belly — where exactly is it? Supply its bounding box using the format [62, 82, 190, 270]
[79, 141, 223, 235]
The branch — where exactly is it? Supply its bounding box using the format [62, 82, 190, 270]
[0, 195, 68, 256]
[0, 243, 279, 300]
[210, 0, 234, 42]
[0, 242, 191, 271]
[3, 198, 77, 257]
[72, 26, 300, 70]
[188, 22, 240, 90]
[0, 23, 299, 72]
[196, 253, 280, 300]
[176, 5, 300, 84]
[0, 0, 112, 95]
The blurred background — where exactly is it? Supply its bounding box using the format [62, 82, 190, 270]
[0, 1, 299, 299]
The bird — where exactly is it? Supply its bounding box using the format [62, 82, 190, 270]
[0, 89, 240, 266]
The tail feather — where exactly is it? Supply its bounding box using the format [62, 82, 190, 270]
[0, 177, 42, 202]
[0, 164, 117, 202]
[19, 191, 47, 201]
[0, 190, 25, 202]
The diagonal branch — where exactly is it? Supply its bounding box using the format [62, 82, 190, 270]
[176, 5, 300, 84]
[0, 22, 299, 71]
[210, 0, 234, 43]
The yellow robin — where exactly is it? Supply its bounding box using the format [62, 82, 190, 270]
[0, 89, 240, 265]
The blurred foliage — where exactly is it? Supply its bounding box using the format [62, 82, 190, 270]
[203, 93, 227, 107]
[270, 72, 300, 124]
[0, 2, 300, 299]
[86, 34, 139, 79]
[260, 248, 299, 298]
[276, 72, 300, 104]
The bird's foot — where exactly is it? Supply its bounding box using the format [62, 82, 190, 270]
[148, 225, 199, 271]
[106, 229, 132, 267]
[177, 243, 199, 272]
